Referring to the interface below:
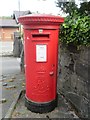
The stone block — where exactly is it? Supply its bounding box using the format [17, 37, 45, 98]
[70, 73, 78, 89]
[88, 83, 90, 99]
[66, 92, 89, 118]
[60, 50, 71, 67]
[66, 92, 82, 111]
[76, 79, 88, 98]
[62, 84, 72, 95]
[75, 61, 88, 81]
[57, 78, 63, 91]
[80, 97, 89, 118]
[79, 47, 90, 64]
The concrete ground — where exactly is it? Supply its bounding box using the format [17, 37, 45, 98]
[1, 72, 25, 119]
[0, 41, 24, 119]
[0, 41, 13, 56]
[0, 55, 24, 119]
[1, 73, 79, 119]
[11, 91, 79, 119]
[1, 57, 21, 76]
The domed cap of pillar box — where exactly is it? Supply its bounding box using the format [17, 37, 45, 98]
[18, 14, 64, 25]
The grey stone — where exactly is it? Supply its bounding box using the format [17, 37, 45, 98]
[80, 97, 89, 118]
[3, 83, 7, 86]
[76, 79, 88, 99]
[79, 46, 90, 64]
[65, 92, 89, 118]
[11, 91, 78, 118]
[75, 61, 88, 80]
[76, 80, 84, 94]
[58, 45, 90, 118]
[6, 85, 16, 89]
[0, 98, 7, 103]
[88, 101, 90, 119]
[70, 73, 78, 89]
[65, 92, 82, 111]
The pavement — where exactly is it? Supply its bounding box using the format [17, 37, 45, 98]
[0, 41, 13, 56]
[1, 57, 21, 76]
[1, 73, 25, 119]
[1, 72, 79, 119]
[11, 90, 79, 119]
[0, 41, 24, 119]
[0, 42, 78, 120]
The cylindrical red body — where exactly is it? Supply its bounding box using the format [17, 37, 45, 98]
[18, 15, 64, 113]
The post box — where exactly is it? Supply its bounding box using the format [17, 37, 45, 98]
[18, 14, 64, 113]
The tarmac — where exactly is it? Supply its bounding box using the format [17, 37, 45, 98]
[1, 41, 79, 119]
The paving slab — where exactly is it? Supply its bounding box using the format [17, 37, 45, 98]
[11, 91, 79, 119]
[0, 41, 13, 56]
[1, 73, 25, 118]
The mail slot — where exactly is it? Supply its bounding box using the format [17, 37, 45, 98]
[31, 33, 50, 41]
[18, 14, 64, 113]
[32, 34, 49, 38]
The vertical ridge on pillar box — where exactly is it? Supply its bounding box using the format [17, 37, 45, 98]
[18, 14, 64, 113]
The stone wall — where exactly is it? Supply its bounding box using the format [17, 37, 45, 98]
[57, 45, 90, 118]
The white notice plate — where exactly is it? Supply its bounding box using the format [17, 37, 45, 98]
[36, 45, 47, 62]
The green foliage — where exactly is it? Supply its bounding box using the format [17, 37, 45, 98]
[56, 1, 90, 16]
[56, 1, 90, 47]
[60, 13, 90, 46]
[79, 2, 90, 15]
[56, 1, 78, 16]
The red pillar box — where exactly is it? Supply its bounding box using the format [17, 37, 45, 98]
[18, 14, 64, 113]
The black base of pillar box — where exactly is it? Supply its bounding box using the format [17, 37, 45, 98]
[25, 96, 57, 113]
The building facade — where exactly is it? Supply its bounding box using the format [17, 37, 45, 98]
[0, 11, 31, 41]
[0, 19, 19, 41]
